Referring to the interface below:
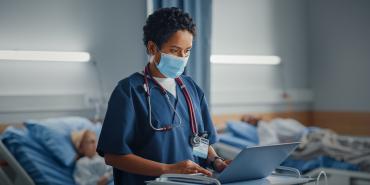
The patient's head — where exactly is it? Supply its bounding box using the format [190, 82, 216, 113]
[241, 114, 262, 126]
[71, 130, 97, 158]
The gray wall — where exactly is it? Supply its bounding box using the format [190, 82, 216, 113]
[0, 0, 147, 122]
[211, 0, 312, 114]
[309, 0, 370, 111]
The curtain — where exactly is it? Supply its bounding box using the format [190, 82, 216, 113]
[150, 0, 213, 102]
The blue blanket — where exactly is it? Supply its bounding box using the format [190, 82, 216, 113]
[2, 126, 76, 185]
[1, 117, 111, 185]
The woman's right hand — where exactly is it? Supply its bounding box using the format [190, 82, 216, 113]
[164, 160, 212, 177]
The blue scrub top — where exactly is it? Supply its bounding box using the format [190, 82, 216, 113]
[97, 72, 218, 185]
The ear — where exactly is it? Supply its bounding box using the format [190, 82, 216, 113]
[147, 41, 157, 55]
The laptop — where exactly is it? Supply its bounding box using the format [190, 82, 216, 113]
[213, 142, 300, 184]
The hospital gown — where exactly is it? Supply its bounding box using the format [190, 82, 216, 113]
[74, 155, 113, 185]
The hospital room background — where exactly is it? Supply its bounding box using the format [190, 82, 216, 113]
[0, 0, 369, 185]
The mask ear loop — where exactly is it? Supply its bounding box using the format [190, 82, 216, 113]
[152, 43, 164, 66]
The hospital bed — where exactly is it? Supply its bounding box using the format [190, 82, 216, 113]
[212, 120, 370, 185]
[0, 117, 108, 185]
[213, 143, 370, 185]
[2, 116, 369, 185]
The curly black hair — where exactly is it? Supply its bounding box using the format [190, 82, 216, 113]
[143, 7, 196, 50]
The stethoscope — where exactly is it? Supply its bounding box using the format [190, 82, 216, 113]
[143, 63, 202, 147]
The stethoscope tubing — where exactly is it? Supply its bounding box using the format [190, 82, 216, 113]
[143, 64, 198, 134]
[146, 85, 182, 131]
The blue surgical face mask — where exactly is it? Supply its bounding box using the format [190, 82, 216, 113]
[156, 52, 189, 78]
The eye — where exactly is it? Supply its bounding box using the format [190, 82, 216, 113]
[185, 49, 191, 56]
[170, 48, 179, 53]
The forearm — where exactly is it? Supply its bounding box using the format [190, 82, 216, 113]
[104, 153, 167, 176]
[207, 146, 231, 172]
[207, 146, 218, 163]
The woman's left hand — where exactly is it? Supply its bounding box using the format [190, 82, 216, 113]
[213, 159, 232, 172]
[97, 175, 109, 185]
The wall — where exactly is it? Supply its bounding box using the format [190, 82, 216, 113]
[307, 0, 370, 136]
[0, 0, 147, 122]
[211, 0, 312, 114]
[309, 0, 370, 112]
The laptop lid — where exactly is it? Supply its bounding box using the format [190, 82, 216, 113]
[217, 142, 300, 183]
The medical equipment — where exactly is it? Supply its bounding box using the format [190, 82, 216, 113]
[143, 64, 202, 147]
[143, 79, 183, 132]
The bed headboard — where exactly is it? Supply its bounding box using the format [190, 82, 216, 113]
[212, 111, 312, 129]
[311, 111, 370, 136]
[0, 123, 24, 134]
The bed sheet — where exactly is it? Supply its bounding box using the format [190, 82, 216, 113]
[217, 121, 362, 173]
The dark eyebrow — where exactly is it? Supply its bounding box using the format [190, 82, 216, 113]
[169, 46, 180, 49]
[169, 45, 192, 50]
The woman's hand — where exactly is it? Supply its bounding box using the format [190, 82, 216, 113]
[213, 159, 232, 172]
[97, 175, 108, 185]
[163, 160, 212, 177]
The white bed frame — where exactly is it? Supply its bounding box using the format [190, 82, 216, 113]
[213, 143, 370, 185]
[0, 140, 35, 185]
[304, 168, 370, 185]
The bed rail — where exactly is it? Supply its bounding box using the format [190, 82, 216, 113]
[0, 140, 35, 185]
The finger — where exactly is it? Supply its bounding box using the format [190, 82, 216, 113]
[186, 164, 199, 170]
[184, 168, 198, 174]
[183, 161, 211, 176]
[195, 166, 212, 177]
[225, 160, 232, 165]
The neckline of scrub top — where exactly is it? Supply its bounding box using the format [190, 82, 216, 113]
[138, 71, 180, 123]
[138, 71, 177, 98]
[153, 76, 176, 97]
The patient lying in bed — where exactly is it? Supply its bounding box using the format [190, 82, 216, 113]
[239, 114, 370, 172]
[241, 114, 306, 145]
[72, 130, 113, 185]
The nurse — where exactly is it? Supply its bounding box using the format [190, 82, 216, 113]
[97, 7, 229, 185]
